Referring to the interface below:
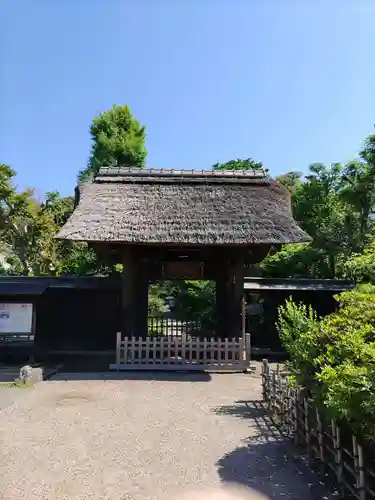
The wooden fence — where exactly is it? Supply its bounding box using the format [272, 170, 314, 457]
[110, 333, 252, 371]
[261, 359, 375, 499]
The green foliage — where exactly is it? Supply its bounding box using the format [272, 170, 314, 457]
[261, 243, 334, 278]
[263, 163, 346, 278]
[339, 136, 375, 246]
[276, 172, 303, 195]
[277, 298, 319, 387]
[212, 158, 265, 171]
[58, 243, 103, 276]
[276, 171, 303, 193]
[262, 147, 375, 279]
[174, 280, 215, 326]
[0, 164, 106, 276]
[148, 283, 169, 316]
[41, 191, 74, 227]
[0, 164, 60, 275]
[278, 285, 375, 442]
[78, 104, 147, 182]
[341, 235, 375, 282]
[316, 363, 375, 441]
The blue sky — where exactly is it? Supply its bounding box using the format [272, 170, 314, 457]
[2, 1, 375, 197]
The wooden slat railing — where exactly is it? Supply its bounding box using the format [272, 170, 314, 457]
[111, 333, 251, 371]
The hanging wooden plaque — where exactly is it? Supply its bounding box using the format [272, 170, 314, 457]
[162, 261, 203, 280]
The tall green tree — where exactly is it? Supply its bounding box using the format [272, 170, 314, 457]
[0, 164, 50, 275]
[39, 192, 103, 276]
[0, 166, 101, 276]
[263, 163, 348, 278]
[261, 244, 333, 279]
[78, 104, 147, 182]
[338, 134, 375, 249]
[276, 171, 303, 194]
[40, 191, 74, 227]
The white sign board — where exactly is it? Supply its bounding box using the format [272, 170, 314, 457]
[0, 303, 33, 333]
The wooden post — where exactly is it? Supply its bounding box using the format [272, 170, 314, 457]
[333, 420, 344, 497]
[228, 252, 245, 339]
[241, 296, 246, 342]
[245, 333, 251, 363]
[215, 254, 230, 338]
[134, 257, 149, 339]
[353, 436, 366, 500]
[122, 247, 135, 337]
[316, 406, 324, 472]
[241, 333, 252, 373]
[278, 371, 285, 428]
[358, 444, 366, 500]
[294, 390, 300, 446]
[304, 397, 311, 464]
[116, 331, 121, 370]
[29, 301, 37, 364]
[261, 359, 268, 401]
[291, 389, 299, 446]
[271, 370, 277, 413]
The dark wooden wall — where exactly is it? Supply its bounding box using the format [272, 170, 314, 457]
[35, 287, 122, 352]
[0, 273, 349, 357]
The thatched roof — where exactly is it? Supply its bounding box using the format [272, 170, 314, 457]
[57, 167, 309, 245]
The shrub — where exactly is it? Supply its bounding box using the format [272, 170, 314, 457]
[341, 239, 375, 283]
[317, 362, 375, 442]
[277, 298, 319, 387]
[277, 284, 375, 442]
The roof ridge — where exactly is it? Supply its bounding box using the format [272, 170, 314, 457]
[96, 167, 268, 179]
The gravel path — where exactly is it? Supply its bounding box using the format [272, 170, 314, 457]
[0, 372, 331, 500]
[0, 386, 27, 410]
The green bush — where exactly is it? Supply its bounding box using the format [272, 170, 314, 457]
[316, 362, 375, 442]
[174, 280, 215, 328]
[341, 238, 375, 282]
[148, 283, 169, 316]
[277, 284, 375, 442]
[277, 299, 319, 388]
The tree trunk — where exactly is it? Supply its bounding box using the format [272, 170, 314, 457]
[328, 253, 336, 278]
[359, 205, 370, 247]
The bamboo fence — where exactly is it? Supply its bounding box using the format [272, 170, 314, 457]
[261, 359, 375, 499]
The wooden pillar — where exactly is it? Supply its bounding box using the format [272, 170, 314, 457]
[228, 252, 245, 339]
[216, 274, 228, 338]
[122, 247, 136, 337]
[215, 250, 231, 338]
[134, 258, 149, 338]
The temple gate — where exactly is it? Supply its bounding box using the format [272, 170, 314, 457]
[58, 167, 308, 371]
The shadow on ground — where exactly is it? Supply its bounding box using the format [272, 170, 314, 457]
[50, 370, 212, 382]
[214, 401, 339, 499]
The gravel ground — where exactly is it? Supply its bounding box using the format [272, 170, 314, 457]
[0, 386, 28, 410]
[0, 371, 333, 500]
